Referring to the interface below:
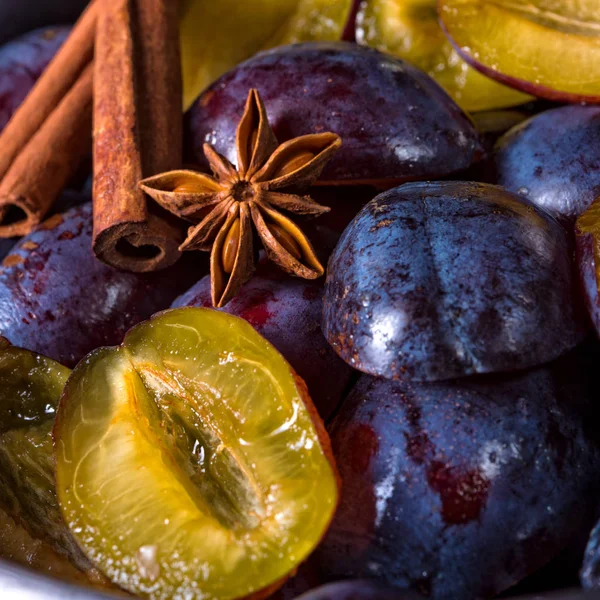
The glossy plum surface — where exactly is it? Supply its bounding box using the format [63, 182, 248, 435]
[185, 42, 483, 186]
[317, 363, 600, 599]
[0, 203, 198, 366]
[495, 106, 600, 221]
[296, 580, 421, 600]
[323, 181, 584, 381]
[172, 256, 353, 420]
[0, 26, 69, 133]
[582, 520, 600, 591]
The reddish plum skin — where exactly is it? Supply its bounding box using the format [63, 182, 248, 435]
[172, 258, 353, 420]
[0, 26, 70, 133]
[323, 181, 585, 381]
[185, 42, 483, 185]
[495, 106, 600, 221]
[0, 203, 198, 367]
[317, 367, 600, 600]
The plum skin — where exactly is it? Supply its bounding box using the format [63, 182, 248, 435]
[0, 26, 70, 133]
[495, 106, 600, 221]
[185, 42, 483, 185]
[172, 257, 353, 420]
[323, 181, 585, 382]
[317, 364, 600, 600]
[0, 203, 198, 367]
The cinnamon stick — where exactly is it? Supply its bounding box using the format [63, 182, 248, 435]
[92, 0, 183, 272]
[0, 0, 97, 237]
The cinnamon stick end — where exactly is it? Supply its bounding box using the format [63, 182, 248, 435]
[93, 216, 183, 273]
[0, 194, 42, 238]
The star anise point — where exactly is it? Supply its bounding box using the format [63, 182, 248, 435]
[139, 89, 341, 307]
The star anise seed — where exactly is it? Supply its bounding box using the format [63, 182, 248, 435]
[139, 88, 341, 307]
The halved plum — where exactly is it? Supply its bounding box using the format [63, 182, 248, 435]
[171, 255, 354, 421]
[323, 181, 584, 381]
[179, 0, 354, 109]
[317, 359, 600, 598]
[0, 203, 198, 367]
[356, 0, 531, 112]
[55, 307, 339, 600]
[0, 340, 106, 584]
[495, 106, 600, 221]
[438, 0, 600, 103]
[185, 42, 483, 187]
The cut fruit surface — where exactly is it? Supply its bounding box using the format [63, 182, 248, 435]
[179, 0, 353, 110]
[438, 0, 600, 102]
[0, 342, 107, 583]
[55, 307, 339, 600]
[356, 0, 531, 111]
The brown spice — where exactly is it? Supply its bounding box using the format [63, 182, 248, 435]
[0, 0, 97, 237]
[92, 0, 183, 272]
[141, 89, 341, 307]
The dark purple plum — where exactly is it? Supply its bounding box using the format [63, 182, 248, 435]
[582, 520, 600, 591]
[0, 26, 70, 133]
[495, 106, 600, 221]
[172, 256, 353, 420]
[576, 232, 600, 337]
[0, 203, 198, 367]
[317, 361, 600, 599]
[185, 42, 483, 186]
[296, 581, 421, 600]
[323, 181, 585, 382]
[0, 1, 86, 46]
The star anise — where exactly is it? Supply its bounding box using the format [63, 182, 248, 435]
[139, 89, 341, 307]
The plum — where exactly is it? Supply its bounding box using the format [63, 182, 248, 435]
[317, 360, 600, 599]
[180, 0, 356, 110]
[438, 0, 600, 103]
[296, 581, 421, 600]
[576, 229, 600, 337]
[185, 42, 483, 186]
[355, 0, 531, 112]
[0, 202, 198, 366]
[172, 255, 354, 420]
[323, 181, 584, 382]
[495, 106, 600, 221]
[0, 1, 85, 46]
[0, 26, 70, 133]
[54, 308, 339, 599]
[582, 520, 600, 591]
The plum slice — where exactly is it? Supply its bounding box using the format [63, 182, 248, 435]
[0, 339, 106, 585]
[438, 0, 600, 103]
[54, 307, 339, 600]
[323, 181, 585, 381]
[172, 256, 354, 421]
[356, 0, 531, 112]
[179, 0, 354, 109]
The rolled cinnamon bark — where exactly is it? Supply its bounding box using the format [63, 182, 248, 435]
[92, 0, 183, 272]
[0, 0, 97, 237]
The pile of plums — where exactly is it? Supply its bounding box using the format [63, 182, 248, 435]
[1, 4, 600, 600]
